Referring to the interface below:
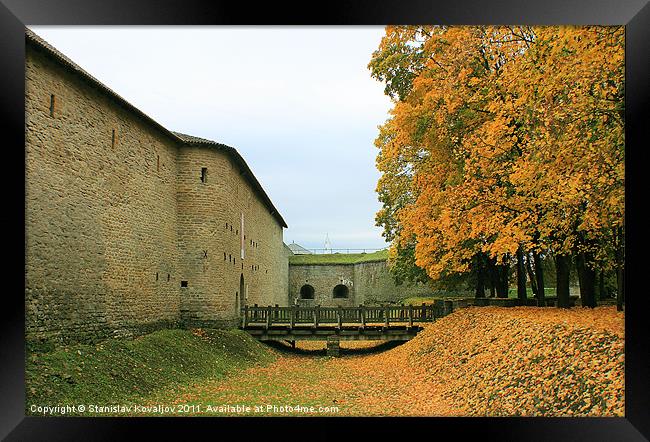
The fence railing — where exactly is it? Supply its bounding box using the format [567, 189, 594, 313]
[300, 248, 386, 254]
[241, 304, 439, 329]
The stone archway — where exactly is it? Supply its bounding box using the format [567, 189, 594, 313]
[333, 284, 349, 298]
[300, 284, 315, 299]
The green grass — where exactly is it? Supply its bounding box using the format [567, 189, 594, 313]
[26, 328, 275, 415]
[404, 286, 580, 305]
[507, 287, 557, 298]
[143, 352, 337, 416]
[289, 249, 389, 265]
[403, 294, 471, 305]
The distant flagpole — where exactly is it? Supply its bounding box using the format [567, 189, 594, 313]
[324, 233, 332, 254]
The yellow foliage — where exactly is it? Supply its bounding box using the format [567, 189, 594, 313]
[371, 26, 624, 279]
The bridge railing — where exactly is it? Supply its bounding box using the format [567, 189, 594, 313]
[241, 303, 437, 329]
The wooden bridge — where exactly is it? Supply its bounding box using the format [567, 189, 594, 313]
[240, 304, 445, 354]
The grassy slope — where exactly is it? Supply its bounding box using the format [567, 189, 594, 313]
[26, 328, 275, 414]
[288, 249, 388, 265]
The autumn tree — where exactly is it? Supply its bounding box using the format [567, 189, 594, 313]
[370, 26, 624, 309]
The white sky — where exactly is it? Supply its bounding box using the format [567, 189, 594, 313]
[29, 26, 394, 251]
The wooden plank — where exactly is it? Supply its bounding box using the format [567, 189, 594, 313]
[384, 305, 389, 329]
[266, 305, 272, 329]
[337, 305, 343, 330]
[408, 304, 413, 328]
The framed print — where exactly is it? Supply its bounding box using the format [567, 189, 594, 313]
[1, 0, 648, 439]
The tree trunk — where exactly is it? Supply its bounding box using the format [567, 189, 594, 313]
[555, 253, 571, 308]
[598, 270, 606, 301]
[488, 256, 497, 298]
[496, 260, 509, 298]
[576, 252, 597, 308]
[475, 252, 485, 298]
[616, 264, 624, 311]
[525, 253, 538, 297]
[533, 252, 545, 305]
[616, 225, 625, 311]
[516, 247, 528, 304]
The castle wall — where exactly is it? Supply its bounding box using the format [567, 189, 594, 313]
[288, 260, 431, 307]
[288, 264, 358, 307]
[353, 260, 431, 305]
[25, 46, 181, 343]
[176, 146, 288, 327]
[25, 40, 288, 344]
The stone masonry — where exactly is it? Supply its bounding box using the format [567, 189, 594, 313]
[288, 259, 432, 307]
[25, 30, 288, 344]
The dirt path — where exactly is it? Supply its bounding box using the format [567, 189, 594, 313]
[144, 340, 457, 417]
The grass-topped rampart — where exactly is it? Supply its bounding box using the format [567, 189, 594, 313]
[288, 249, 388, 265]
[26, 328, 275, 415]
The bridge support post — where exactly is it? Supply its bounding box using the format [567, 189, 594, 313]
[359, 305, 366, 330]
[443, 300, 454, 316]
[337, 305, 343, 330]
[326, 336, 340, 357]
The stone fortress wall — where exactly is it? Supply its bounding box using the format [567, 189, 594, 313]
[288, 264, 358, 307]
[353, 260, 432, 305]
[288, 259, 432, 307]
[25, 30, 288, 344]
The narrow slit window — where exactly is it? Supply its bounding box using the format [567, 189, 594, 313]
[111, 129, 117, 148]
[156, 272, 159, 281]
[157, 155, 160, 172]
[167, 274, 170, 282]
[49, 94, 55, 117]
[201, 167, 207, 183]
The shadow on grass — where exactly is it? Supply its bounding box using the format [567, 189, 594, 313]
[262, 340, 404, 357]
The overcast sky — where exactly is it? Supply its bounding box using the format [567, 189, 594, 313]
[30, 26, 393, 251]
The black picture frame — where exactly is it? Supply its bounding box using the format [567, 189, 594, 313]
[1, 0, 648, 440]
